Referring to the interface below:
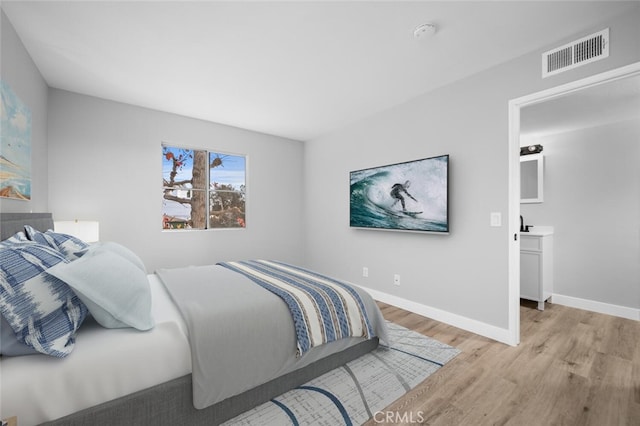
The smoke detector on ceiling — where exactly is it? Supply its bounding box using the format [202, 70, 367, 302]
[414, 23, 437, 39]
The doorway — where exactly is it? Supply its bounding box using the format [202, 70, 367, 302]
[507, 62, 640, 345]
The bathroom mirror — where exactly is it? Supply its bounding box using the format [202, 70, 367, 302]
[521, 153, 543, 203]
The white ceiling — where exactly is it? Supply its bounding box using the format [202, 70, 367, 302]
[2, 1, 638, 141]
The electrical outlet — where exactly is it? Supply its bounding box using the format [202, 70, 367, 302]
[362, 267, 369, 277]
[393, 274, 400, 286]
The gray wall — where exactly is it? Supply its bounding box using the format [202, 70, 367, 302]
[521, 119, 640, 309]
[303, 7, 640, 332]
[0, 11, 49, 213]
[2, 8, 305, 272]
[3, 4, 639, 339]
[47, 90, 305, 272]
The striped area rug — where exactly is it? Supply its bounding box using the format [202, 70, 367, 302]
[223, 322, 460, 425]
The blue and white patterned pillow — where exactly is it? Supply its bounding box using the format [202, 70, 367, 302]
[24, 225, 89, 261]
[1, 313, 39, 356]
[0, 231, 29, 247]
[0, 241, 88, 357]
[0, 232, 37, 356]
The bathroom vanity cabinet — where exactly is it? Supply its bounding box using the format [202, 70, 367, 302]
[520, 229, 554, 310]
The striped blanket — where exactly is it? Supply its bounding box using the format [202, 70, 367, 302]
[217, 260, 376, 356]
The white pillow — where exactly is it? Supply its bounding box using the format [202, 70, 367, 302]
[96, 241, 146, 272]
[47, 244, 154, 331]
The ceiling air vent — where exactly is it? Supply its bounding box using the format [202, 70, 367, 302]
[542, 28, 609, 78]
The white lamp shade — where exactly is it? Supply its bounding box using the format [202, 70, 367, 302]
[54, 221, 100, 243]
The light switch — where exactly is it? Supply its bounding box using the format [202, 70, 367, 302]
[490, 212, 502, 227]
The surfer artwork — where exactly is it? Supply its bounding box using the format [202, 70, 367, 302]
[389, 181, 422, 215]
[350, 155, 449, 233]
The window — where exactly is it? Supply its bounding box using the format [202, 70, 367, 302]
[162, 144, 246, 230]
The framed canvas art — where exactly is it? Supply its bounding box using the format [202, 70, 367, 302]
[350, 155, 449, 234]
[0, 81, 32, 200]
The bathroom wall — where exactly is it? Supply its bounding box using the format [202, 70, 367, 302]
[521, 119, 640, 312]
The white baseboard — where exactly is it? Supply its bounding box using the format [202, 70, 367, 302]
[357, 285, 515, 346]
[354, 286, 638, 351]
[552, 294, 640, 321]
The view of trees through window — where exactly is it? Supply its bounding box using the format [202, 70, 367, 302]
[162, 145, 246, 230]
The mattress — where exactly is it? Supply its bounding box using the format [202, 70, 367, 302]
[0, 275, 192, 426]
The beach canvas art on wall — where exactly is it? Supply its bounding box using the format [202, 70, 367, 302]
[0, 81, 32, 201]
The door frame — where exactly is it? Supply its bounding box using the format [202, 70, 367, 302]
[507, 61, 640, 345]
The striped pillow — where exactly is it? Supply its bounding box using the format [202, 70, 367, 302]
[0, 232, 39, 356]
[0, 241, 88, 357]
[24, 225, 89, 261]
[0, 231, 29, 246]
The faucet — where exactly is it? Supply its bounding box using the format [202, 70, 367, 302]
[520, 215, 530, 232]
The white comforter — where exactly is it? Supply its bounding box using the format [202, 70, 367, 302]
[0, 275, 192, 426]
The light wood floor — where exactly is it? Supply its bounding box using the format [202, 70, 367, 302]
[364, 300, 640, 426]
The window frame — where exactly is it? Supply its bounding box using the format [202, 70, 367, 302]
[162, 143, 247, 231]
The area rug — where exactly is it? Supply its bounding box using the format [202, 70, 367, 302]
[223, 322, 460, 425]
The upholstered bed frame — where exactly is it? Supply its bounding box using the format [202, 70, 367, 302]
[45, 342, 377, 425]
[1, 213, 378, 425]
[0, 212, 56, 241]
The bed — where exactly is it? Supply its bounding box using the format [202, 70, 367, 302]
[0, 213, 387, 425]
